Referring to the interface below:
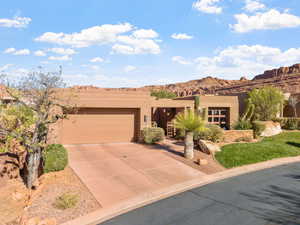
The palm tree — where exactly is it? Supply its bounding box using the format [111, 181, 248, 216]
[174, 109, 206, 159]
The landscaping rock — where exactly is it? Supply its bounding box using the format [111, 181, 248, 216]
[260, 121, 282, 137]
[38, 218, 57, 225]
[198, 140, 221, 155]
[223, 130, 253, 143]
[197, 158, 208, 165]
[25, 217, 41, 225]
[12, 191, 25, 201]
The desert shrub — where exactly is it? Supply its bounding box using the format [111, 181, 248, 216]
[252, 121, 266, 139]
[283, 118, 298, 130]
[43, 144, 68, 173]
[246, 86, 284, 121]
[195, 124, 224, 143]
[142, 127, 165, 144]
[271, 117, 283, 124]
[272, 117, 300, 130]
[150, 90, 176, 99]
[235, 136, 253, 142]
[233, 119, 253, 130]
[53, 193, 79, 210]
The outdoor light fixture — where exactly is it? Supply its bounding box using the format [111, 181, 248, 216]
[144, 115, 148, 123]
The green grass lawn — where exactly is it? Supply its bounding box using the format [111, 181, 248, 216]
[215, 132, 300, 168]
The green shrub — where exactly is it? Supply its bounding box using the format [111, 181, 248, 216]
[174, 129, 185, 140]
[233, 119, 253, 130]
[246, 86, 284, 121]
[252, 121, 266, 139]
[43, 144, 68, 173]
[53, 193, 79, 210]
[283, 118, 298, 130]
[271, 117, 283, 124]
[194, 124, 224, 143]
[142, 127, 165, 144]
[235, 136, 252, 142]
[272, 117, 300, 130]
[150, 90, 176, 99]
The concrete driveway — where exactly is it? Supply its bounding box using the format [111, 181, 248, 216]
[99, 163, 300, 225]
[66, 143, 205, 208]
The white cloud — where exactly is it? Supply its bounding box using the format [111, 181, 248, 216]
[111, 44, 135, 55]
[47, 48, 77, 55]
[0, 16, 31, 28]
[34, 50, 46, 57]
[112, 36, 160, 55]
[48, 55, 72, 61]
[15, 68, 29, 74]
[63, 73, 140, 88]
[90, 57, 104, 63]
[171, 33, 194, 40]
[90, 65, 100, 70]
[172, 56, 192, 65]
[35, 23, 161, 55]
[132, 29, 158, 39]
[117, 35, 160, 54]
[13, 49, 30, 55]
[35, 23, 134, 48]
[232, 9, 300, 33]
[3, 48, 16, 54]
[192, 0, 222, 14]
[124, 65, 137, 72]
[244, 0, 265, 12]
[4, 48, 30, 55]
[194, 45, 300, 79]
[0, 64, 14, 71]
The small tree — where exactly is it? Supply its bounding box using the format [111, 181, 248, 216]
[150, 90, 176, 99]
[288, 96, 298, 117]
[246, 86, 284, 121]
[0, 69, 73, 189]
[174, 109, 206, 159]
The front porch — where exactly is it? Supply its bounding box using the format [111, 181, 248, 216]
[151, 107, 184, 137]
[150, 98, 194, 137]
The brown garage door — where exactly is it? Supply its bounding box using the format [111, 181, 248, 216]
[61, 108, 139, 144]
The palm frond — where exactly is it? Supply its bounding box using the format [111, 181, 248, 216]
[174, 109, 206, 132]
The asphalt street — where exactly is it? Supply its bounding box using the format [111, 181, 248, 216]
[100, 163, 300, 225]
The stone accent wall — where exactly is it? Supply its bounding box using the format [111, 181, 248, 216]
[223, 130, 253, 143]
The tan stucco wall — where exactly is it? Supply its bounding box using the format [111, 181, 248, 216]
[176, 95, 239, 128]
[50, 90, 194, 144]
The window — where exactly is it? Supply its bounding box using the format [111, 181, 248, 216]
[207, 107, 230, 130]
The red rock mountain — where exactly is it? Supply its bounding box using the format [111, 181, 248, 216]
[70, 63, 300, 97]
[142, 63, 300, 96]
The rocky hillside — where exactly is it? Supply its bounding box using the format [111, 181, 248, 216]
[69, 63, 300, 97]
[143, 63, 300, 96]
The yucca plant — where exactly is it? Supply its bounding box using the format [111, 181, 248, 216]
[174, 109, 206, 159]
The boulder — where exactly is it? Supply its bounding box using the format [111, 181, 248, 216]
[260, 121, 282, 137]
[198, 140, 221, 155]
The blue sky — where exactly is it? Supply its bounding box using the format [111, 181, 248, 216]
[1, 0, 300, 87]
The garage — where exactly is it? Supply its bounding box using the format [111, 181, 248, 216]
[61, 108, 139, 144]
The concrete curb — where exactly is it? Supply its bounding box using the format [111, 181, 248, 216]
[61, 156, 300, 225]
